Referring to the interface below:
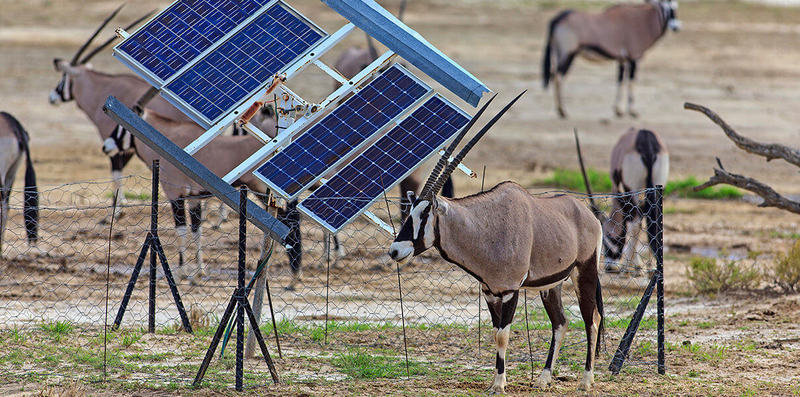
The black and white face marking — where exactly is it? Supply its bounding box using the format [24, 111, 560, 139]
[662, 0, 680, 31]
[102, 125, 133, 157]
[49, 73, 72, 104]
[388, 192, 436, 264]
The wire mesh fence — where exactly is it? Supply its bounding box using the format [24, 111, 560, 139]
[0, 175, 664, 389]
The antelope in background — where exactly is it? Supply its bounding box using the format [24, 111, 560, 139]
[388, 92, 605, 393]
[331, 0, 454, 218]
[0, 112, 39, 257]
[103, 110, 277, 281]
[48, 6, 192, 208]
[542, 0, 680, 118]
[574, 128, 669, 274]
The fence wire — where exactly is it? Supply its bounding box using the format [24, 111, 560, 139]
[0, 176, 663, 389]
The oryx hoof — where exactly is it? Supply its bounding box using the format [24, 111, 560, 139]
[487, 373, 507, 394]
[557, 108, 568, 119]
[578, 371, 594, 391]
[614, 107, 624, 118]
[628, 109, 639, 119]
[604, 262, 622, 274]
[537, 370, 553, 388]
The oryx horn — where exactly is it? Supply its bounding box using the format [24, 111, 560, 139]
[71, 3, 125, 65]
[431, 90, 527, 194]
[419, 93, 498, 199]
[80, 8, 155, 64]
[573, 128, 606, 221]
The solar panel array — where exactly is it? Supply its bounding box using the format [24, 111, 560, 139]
[299, 95, 470, 233]
[255, 64, 431, 200]
[115, 0, 325, 125]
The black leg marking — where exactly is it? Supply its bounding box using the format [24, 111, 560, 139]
[278, 200, 302, 275]
[496, 352, 505, 374]
[617, 62, 625, 83]
[540, 285, 566, 371]
[189, 202, 202, 233]
[171, 199, 186, 227]
[628, 60, 637, 81]
[576, 263, 601, 372]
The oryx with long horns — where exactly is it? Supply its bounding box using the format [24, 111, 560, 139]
[0, 112, 38, 257]
[48, 5, 192, 206]
[389, 92, 605, 393]
[542, 0, 680, 118]
[574, 128, 668, 273]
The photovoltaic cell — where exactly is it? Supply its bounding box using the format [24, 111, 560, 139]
[118, 0, 273, 82]
[165, 3, 324, 122]
[255, 64, 430, 200]
[298, 95, 470, 233]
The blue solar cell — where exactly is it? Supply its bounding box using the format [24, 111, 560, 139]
[119, 0, 273, 82]
[164, 3, 324, 122]
[255, 64, 431, 200]
[299, 95, 470, 232]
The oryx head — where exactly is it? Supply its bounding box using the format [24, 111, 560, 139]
[50, 5, 153, 105]
[661, 0, 680, 32]
[388, 91, 526, 265]
[102, 122, 135, 157]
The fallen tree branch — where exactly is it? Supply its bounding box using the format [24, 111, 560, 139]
[684, 102, 800, 167]
[694, 158, 800, 215]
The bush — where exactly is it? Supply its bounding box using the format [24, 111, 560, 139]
[774, 240, 800, 293]
[686, 257, 760, 294]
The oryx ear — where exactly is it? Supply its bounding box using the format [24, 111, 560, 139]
[54, 59, 80, 75]
[434, 198, 448, 215]
[406, 191, 416, 203]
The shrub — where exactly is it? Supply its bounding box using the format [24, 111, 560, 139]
[686, 257, 760, 294]
[774, 240, 800, 293]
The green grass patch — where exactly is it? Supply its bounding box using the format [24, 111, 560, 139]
[536, 168, 612, 193]
[105, 191, 151, 201]
[330, 349, 428, 379]
[40, 321, 72, 341]
[665, 176, 742, 199]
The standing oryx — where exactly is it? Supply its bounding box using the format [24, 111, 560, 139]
[574, 128, 668, 274]
[103, 110, 275, 280]
[0, 112, 39, 257]
[388, 92, 605, 393]
[542, 0, 680, 118]
[49, 6, 191, 205]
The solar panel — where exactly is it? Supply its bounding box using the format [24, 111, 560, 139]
[118, 0, 273, 83]
[115, 1, 325, 126]
[298, 95, 470, 233]
[255, 64, 431, 201]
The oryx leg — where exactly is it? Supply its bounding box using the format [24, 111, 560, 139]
[0, 189, 8, 257]
[614, 62, 626, 117]
[280, 200, 302, 291]
[538, 284, 568, 388]
[553, 50, 575, 119]
[627, 60, 638, 118]
[573, 257, 602, 391]
[621, 218, 643, 274]
[107, 152, 133, 222]
[188, 199, 204, 278]
[170, 199, 187, 280]
[484, 288, 520, 394]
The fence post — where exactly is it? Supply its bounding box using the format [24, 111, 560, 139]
[235, 186, 246, 391]
[656, 185, 665, 375]
[148, 160, 159, 333]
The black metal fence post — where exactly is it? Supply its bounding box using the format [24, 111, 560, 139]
[656, 186, 665, 375]
[235, 186, 246, 391]
[148, 160, 159, 333]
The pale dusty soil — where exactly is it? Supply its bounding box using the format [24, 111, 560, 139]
[1, 0, 800, 395]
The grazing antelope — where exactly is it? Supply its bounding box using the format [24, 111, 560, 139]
[49, 6, 191, 205]
[103, 110, 278, 280]
[0, 112, 38, 257]
[574, 128, 668, 273]
[388, 92, 605, 393]
[542, 0, 680, 118]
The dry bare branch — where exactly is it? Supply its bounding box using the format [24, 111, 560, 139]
[684, 102, 800, 167]
[694, 157, 800, 215]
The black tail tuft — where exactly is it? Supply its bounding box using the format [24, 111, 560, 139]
[595, 278, 605, 358]
[542, 10, 572, 89]
[1, 112, 38, 243]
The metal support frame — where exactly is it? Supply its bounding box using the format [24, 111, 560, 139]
[223, 50, 396, 184]
[608, 186, 665, 375]
[112, 160, 192, 333]
[193, 187, 279, 389]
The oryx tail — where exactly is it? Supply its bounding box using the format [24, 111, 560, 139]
[542, 10, 573, 89]
[0, 112, 38, 242]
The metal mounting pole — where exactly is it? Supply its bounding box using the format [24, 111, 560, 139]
[656, 186, 665, 375]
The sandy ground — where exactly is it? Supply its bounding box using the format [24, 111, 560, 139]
[2, 0, 800, 394]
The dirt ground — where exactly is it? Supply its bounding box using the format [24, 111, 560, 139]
[2, 0, 800, 395]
